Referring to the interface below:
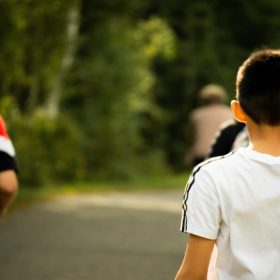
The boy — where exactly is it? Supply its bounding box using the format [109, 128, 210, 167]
[175, 49, 280, 280]
[0, 115, 18, 218]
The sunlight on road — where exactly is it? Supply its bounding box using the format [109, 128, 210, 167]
[43, 191, 183, 214]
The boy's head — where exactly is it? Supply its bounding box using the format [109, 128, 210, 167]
[235, 49, 280, 126]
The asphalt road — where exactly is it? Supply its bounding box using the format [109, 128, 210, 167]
[0, 190, 187, 280]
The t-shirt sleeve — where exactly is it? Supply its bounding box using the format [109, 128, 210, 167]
[0, 151, 18, 172]
[180, 167, 221, 240]
[0, 115, 18, 172]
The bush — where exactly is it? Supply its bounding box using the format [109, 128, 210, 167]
[1, 96, 169, 186]
[1, 97, 86, 187]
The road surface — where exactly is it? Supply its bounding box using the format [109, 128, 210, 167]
[0, 190, 187, 280]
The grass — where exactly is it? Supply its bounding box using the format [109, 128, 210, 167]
[10, 172, 189, 212]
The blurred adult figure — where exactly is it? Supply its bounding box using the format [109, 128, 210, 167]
[186, 84, 233, 167]
[0, 116, 18, 218]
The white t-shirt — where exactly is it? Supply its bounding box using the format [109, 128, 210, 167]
[181, 147, 280, 279]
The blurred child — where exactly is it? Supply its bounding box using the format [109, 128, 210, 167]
[0, 116, 18, 218]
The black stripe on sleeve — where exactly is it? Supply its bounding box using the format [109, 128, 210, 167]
[0, 151, 18, 173]
[180, 151, 235, 232]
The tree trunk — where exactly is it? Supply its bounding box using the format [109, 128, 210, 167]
[46, 2, 80, 118]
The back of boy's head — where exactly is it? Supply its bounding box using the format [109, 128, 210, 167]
[236, 49, 280, 125]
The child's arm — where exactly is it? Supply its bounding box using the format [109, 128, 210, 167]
[175, 234, 215, 280]
[0, 170, 18, 218]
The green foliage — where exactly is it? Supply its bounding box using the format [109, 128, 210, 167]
[65, 16, 175, 180]
[1, 0, 280, 186]
[144, 0, 280, 169]
[1, 97, 85, 186]
[0, 0, 77, 112]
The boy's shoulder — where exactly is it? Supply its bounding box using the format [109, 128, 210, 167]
[194, 150, 239, 172]
[190, 149, 248, 187]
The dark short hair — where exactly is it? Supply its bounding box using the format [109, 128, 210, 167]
[236, 49, 280, 125]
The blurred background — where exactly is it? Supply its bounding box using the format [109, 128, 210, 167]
[1, 0, 280, 189]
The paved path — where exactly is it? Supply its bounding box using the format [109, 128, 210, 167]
[0, 190, 187, 280]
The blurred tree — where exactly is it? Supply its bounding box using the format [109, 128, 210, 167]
[45, 0, 81, 118]
[138, 0, 280, 170]
[0, 0, 79, 114]
[1, 0, 280, 185]
[65, 14, 176, 179]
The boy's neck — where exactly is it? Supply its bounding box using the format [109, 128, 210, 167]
[247, 122, 280, 156]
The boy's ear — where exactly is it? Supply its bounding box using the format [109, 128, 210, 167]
[231, 100, 247, 123]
